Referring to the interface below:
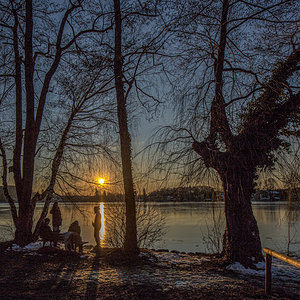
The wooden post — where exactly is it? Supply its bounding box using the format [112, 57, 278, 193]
[265, 253, 272, 295]
[263, 248, 300, 296]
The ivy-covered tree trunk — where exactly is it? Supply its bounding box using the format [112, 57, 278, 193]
[190, 0, 299, 267]
[218, 161, 263, 267]
[193, 141, 265, 267]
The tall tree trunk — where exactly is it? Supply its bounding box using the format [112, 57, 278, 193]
[113, 0, 138, 254]
[193, 141, 264, 267]
[219, 162, 263, 267]
[14, 0, 36, 245]
[15, 198, 35, 245]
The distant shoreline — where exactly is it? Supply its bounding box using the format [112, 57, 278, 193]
[0, 199, 290, 204]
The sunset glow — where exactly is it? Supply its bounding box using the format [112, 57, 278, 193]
[98, 178, 105, 185]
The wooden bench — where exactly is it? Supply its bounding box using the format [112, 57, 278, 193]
[62, 231, 88, 253]
[40, 232, 62, 247]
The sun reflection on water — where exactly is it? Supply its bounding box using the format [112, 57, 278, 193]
[100, 202, 105, 241]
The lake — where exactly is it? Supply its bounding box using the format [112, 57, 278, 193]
[0, 202, 299, 255]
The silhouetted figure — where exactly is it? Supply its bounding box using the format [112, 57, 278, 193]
[50, 201, 62, 233]
[67, 220, 83, 253]
[92, 206, 101, 250]
[50, 201, 62, 246]
[40, 218, 58, 247]
[68, 220, 81, 235]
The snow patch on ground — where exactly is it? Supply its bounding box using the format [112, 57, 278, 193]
[10, 241, 43, 252]
[7, 241, 64, 252]
[227, 258, 300, 282]
[227, 262, 264, 276]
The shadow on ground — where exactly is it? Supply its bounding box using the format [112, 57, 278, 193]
[0, 246, 298, 299]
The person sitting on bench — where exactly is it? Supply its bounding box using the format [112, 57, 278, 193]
[66, 220, 83, 253]
[40, 218, 59, 247]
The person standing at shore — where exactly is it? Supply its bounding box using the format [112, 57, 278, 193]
[50, 201, 62, 233]
[92, 206, 101, 249]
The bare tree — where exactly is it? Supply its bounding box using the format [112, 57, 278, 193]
[151, 0, 299, 267]
[105, 202, 165, 249]
[113, 0, 138, 253]
[201, 202, 224, 254]
[111, 0, 169, 254]
[0, 0, 112, 245]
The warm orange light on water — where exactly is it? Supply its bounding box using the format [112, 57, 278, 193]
[100, 202, 105, 241]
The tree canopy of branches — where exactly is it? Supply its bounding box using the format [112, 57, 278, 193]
[152, 0, 299, 267]
[0, 0, 168, 251]
[0, 0, 112, 245]
[111, 0, 168, 254]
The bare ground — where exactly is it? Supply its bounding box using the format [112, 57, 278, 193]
[0, 243, 299, 300]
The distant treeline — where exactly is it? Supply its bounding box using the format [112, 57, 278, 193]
[145, 186, 299, 202]
[145, 186, 223, 202]
[61, 191, 124, 203]
[0, 186, 299, 203]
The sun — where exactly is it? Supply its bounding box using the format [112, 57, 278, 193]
[98, 178, 105, 185]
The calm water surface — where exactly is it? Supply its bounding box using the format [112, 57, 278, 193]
[0, 202, 299, 254]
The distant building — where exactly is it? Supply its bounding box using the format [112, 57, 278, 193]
[251, 189, 284, 202]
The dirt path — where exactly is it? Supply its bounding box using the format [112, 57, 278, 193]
[0, 247, 298, 299]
